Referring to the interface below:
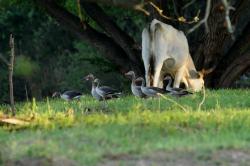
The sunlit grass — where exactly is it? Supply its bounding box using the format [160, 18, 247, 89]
[0, 89, 250, 165]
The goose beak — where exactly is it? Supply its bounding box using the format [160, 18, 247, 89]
[82, 76, 88, 81]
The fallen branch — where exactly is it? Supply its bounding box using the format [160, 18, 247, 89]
[0, 117, 30, 126]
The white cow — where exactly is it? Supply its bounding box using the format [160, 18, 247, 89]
[142, 19, 213, 92]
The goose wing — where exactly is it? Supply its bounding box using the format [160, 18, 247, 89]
[148, 87, 166, 94]
[99, 86, 121, 95]
[170, 90, 193, 97]
[63, 90, 82, 96]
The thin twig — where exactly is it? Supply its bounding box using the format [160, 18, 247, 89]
[134, 4, 150, 16]
[187, 0, 211, 34]
[149, 1, 174, 20]
[158, 93, 187, 112]
[9, 34, 16, 116]
[198, 85, 206, 111]
[182, 0, 196, 9]
[172, 0, 180, 17]
[148, 1, 200, 24]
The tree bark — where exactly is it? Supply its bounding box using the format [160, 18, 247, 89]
[35, 0, 135, 73]
[217, 22, 250, 87]
[188, 0, 250, 88]
[218, 52, 250, 88]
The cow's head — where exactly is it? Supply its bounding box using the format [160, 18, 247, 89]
[188, 66, 215, 92]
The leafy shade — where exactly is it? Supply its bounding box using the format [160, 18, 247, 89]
[15, 56, 40, 77]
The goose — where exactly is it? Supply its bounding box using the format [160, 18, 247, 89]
[125, 71, 146, 98]
[84, 73, 102, 101]
[164, 76, 193, 97]
[52, 90, 83, 101]
[136, 77, 166, 97]
[84, 74, 117, 101]
[94, 78, 121, 100]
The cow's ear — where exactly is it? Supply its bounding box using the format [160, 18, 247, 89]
[189, 70, 200, 79]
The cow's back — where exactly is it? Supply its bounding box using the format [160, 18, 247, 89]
[150, 19, 189, 70]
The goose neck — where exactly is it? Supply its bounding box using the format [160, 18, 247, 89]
[166, 78, 172, 90]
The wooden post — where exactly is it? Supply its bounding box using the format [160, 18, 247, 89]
[9, 34, 16, 116]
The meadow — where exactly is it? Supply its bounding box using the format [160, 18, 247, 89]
[1, 89, 250, 166]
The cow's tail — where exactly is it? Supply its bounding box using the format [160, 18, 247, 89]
[149, 20, 163, 40]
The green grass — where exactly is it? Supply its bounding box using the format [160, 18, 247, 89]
[0, 89, 250, 165]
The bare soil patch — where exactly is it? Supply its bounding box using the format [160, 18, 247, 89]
[99, 149, 250, 166]
[4, 156, 77, 166]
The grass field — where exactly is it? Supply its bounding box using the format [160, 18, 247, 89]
[1, 89, 250, 166]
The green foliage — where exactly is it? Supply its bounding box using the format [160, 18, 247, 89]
[15, 56, 40, 77]
[0, 69, 9, 103]
[103, 5, 147, 42]
[0, 1, 125, 102]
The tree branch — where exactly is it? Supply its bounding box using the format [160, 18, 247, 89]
[218, 51, 250, 87]
[81, 2, 144, 72]
[192, 0, 250, 70]
[172, 0, 180, 17]
[148, 1, 200, 24]
[182, 0, 196, 9]
[187, 0, 211, 34]
[34, 0, 136, 73]
[221, 0, 235, 39]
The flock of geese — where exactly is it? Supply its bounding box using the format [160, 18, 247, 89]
[52, 71, 193, 101]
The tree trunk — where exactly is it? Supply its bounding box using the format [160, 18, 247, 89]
[81, 2, 144, 75]
[190, 0, 250, 87]
[217, 22, 250, 87]
[218, 52, 250, 88]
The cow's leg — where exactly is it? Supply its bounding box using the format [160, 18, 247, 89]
[142, 27, 151, 86]
[153, 61, 163, 87]
[173, 66, 186, 88]
[142, 58, 150, 86]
